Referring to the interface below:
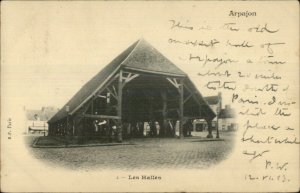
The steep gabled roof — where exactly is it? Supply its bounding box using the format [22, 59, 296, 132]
[48, 39, 187, 123]
[219, 108, 236, 119]
[48, 40, 137, 123]
[122, 39, 186, 76]
[48, 39, 215, 124]
[204, 95, 220, 105]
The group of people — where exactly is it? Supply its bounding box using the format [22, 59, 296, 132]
[123, 119, 194, 138]
[93, 119, 119, 141]
[92, 118, 194, 139]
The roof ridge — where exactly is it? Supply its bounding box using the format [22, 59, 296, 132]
[122, 39, 186, 76]
[120, 39, 142, 66]
[48, 39, 196, 123]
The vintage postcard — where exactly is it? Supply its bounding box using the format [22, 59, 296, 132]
[1, 1, 299, 192]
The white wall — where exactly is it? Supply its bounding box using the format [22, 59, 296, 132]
[218, 118, 237, 131]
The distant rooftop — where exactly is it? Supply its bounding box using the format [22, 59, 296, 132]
[26, 106, 59, 121]
[218, 106, 235, 119]
[204, 95, 220, 105]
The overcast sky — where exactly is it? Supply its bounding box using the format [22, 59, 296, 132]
[3, 1, 294, 111]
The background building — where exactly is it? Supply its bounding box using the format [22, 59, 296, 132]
[193, 92, 222, 131]
[218, 105, 238, 131]
[24, 106, 58, 134]
[193, 93, 238, 132]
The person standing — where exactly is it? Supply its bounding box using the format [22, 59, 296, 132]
[175, 120, 180, 137]
[98, 119, 107, 136]
[155, 121, 160, 136]
[94, 120, 99, 135]
[111, 125, 117, 142]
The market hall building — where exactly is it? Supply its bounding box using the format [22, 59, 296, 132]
[48, 39, 216, 142]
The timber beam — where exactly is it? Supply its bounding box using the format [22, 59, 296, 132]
[106, 87, 118, 100]
[183, 93, 193, 104]
[166, 78, 180, 89]
[80, 114, 121, 120]
[121, 72, 140, 88]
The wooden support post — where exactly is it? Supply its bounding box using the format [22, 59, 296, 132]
[91, 96, 94, 114]
[81, 116, 85, 143]
[161, 89, 167, 136]
[216, 109, 220, 138]
[149, 91, 153, 121]
[179, 79, 184, 139]
[66, 114, 69, 136]
[118, 70, 123, 118]
[72, 119, 75, 136]
[117, 70, 123, 142]
[216, 122, 220, 138]
[206, 119, 213, 138]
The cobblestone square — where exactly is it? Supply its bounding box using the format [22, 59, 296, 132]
[25, 131, 236, 170]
